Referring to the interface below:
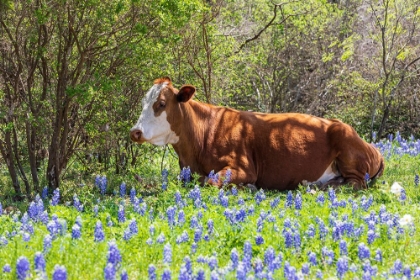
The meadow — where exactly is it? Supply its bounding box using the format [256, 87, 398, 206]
[0, 134, 419, 280]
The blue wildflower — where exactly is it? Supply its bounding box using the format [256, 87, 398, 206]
[208, 170, 219, 184]
[358, 243, 370, 260]
[295, 193, 302, 210]
[148, 264, 156, 280]
[52, 265, 67, 280]
[223, 169, 232, 185]
[41, 186, 48, 200]
[270, 197, 280, 209]
[316, 193, 325, 205]
[375, 249, 383, 262]
[207, 219, 214, 234]
[34, 252, 46, 272]
[120, 270, 128, 280]
[3, 264, 11, 273]
[243, 241, 252, 261]
[231, 186, 238, 196]
[180, 166, 191, 185]
[157, 233, 166, 244]
[367, 230, 376, 244]
[190, 215, 199, 229]
[118, 205, 125, 223]
[146, 238, 153, 245]
[104, 263, 116, 280]
[415, 174, 419, 187]
[72, 224, 81, 239]
[231, 248, 239, 268]
[123, 228, 132, 241]
[302, 263, 310, 275]
[94, 205, 99, 217]
[194, 228, 202, 242]
[208, 256, 218, 270]
[162, 269, 171, 280]
[129, 219, 138, 235]
[107, 241, 122, 266]
[391, 259, 403, 274]
[43, 234, 52, 252]
[163, 243, 172, 263]
[365, 173, 370, 184]
[16, 256, 30, 280]
[178, 210, 185, 226]
[255, 234, 264, 245]
[337, 257, 348, 279]
[51, 188, 60, 206]
[339, 239, 348, 255]
[285, 191, 293, 208]
[130, 188, 136, 204]
[119, 182, 126, 197]
[308, 251, 317, 266]
[196, 269, 205, 280]
[166, 206, 176, 227]
[403, 266, 411, 279]
[94, 221, 105, 242]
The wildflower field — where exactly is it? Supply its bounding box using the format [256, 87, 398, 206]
[0, 135, 420, 280]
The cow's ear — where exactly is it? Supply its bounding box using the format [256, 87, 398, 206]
[177, 85, 196, 102]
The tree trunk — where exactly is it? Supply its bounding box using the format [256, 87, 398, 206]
[0, 132, 23, 199]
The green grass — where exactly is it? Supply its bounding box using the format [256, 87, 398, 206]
[0, 145, 419, 279]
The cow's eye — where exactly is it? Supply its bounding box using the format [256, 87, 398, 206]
[159, 100, 166, 108]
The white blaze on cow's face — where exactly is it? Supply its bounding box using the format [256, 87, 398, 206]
[130, 81, 179, 146]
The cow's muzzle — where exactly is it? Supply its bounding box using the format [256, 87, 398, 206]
[130, 129, 143, 143]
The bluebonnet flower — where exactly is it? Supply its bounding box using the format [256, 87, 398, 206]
[149, 225, 155, 236]
[157, 233, 166, 244]
[270, 197, 280, 209]
[367, 230, 376, 244]
[337, 257, 348, 279]
[403, 266, 411, 279]
[16, 256, 30, 280]
[283, 229, 293, 248]
[254, 257, 263, 275]
[414, 267, 420, 277]
[94, 221, 105, 242]
[118, 205, 125, 223]
[162, 269, 171, 280]
[106, 215, 114, 227]
[328, 188, 336, 201]
[34, 252, 46, 272]
[41, 186, 48, 200]
[178, 265, 189, 280]
[94, 205, 99, 217]
[236, 263, 247, 279]
[166, 206, 176, 227]
[180, 167, 191, 185]
[196, 269, 205, 280]
[231, 186, 238, 196]
[47, 220, 58, 237]
[120, 270, 128, 280]
[316, 192, 325, 205]
[22, 232, 31, 242]
[220, 195, 229, 207]
[302, 263, 310, 275]
[146, 238, 153, 245]
[308, 251, 317, 266]
[177, 210, 185, 226]
[183, 256, 192, 275]
[293, 230, 301, 249]
[72, 224, 81, 239]
[231, 248, 239, 268]
[322, 247, 335, 265]
[295, 193, 302, 210]
[95, 175, 107, 195]
[208, 170, 219, 184]
[123, 228, 132, 241]
[43, 234, 52, 252]
[306, 224, 316, 238]
[223, 169, 232, 185]
[52, 265, 67, 280]
[375, 249, 383, 262]
[318, 219, 328, 240]
[415, 174, 419, 187]
[107, 241, 122, 266]
[163, 243, 172, 263]
[51, 188, 60, 206]
[119, 182, 126, 197]
[28, 201, 38, 221]
[3, 264, 11, 273]
[207, 219, 214, 235]
[391, 259, 403, 274]
[316, 270, 323, 279]
[400, 189, 407, 202]
[104, 263, 116, 280]
[358, 243, 370, 260]
[243, 241, 252, 261]
[208, 256, 218, 270]
[264, 247, 277, 271]
[130, 188, 136, 204]
[285, 191, 293, 208]
[190, 215, 199, 229]
[238, 197, 245, 205]
[365, 173, 371, 184]
[194, 228, 202, 242]
[339, 239, 348, 255]
[255, 234, 264, 245]
[361, 195, 374, 211]
[148, 264, 156, 280]
[129, 219, 138, 235]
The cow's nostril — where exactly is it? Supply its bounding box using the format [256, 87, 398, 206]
[130, 130, 142, 142]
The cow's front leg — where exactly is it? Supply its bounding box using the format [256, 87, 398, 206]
[207, 167, 257, 188]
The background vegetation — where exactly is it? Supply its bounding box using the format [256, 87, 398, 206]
[1, 0, 420, 197]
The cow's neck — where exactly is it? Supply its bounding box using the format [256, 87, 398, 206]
[171, 100, 216, 175]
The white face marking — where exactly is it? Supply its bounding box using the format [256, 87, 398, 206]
[131, 83, 179, 146]
[303, 162, 340, 186]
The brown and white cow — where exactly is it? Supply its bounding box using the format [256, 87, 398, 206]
[130, 77, 384, 190]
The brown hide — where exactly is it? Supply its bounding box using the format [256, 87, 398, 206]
[132, 79, 384, 190]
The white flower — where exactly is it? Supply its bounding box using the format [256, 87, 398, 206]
[399, 214, 414, 227]
[390, 182, 404, 196]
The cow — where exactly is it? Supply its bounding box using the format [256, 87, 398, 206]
[130, 77, 384, 190]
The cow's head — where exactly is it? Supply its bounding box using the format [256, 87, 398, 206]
[130, 77, 195, 146]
